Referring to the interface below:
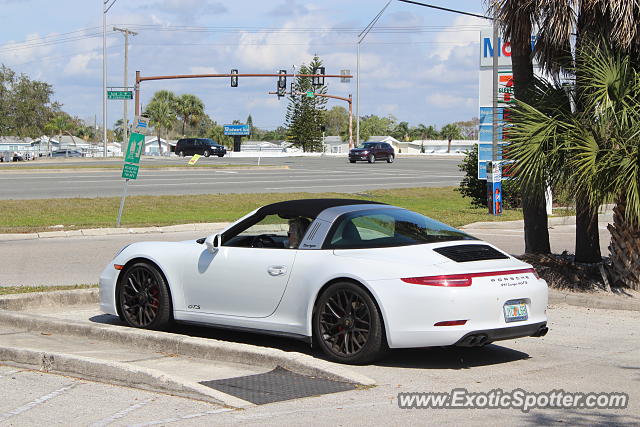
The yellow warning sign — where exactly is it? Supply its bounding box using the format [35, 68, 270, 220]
[187, 154, 202, 165]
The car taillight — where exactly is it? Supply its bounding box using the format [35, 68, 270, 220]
[401, 274, 472, 287]
[402, 268, 539, 287]
[434, 320, 467, 326]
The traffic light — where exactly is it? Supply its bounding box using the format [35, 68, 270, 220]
[231, 69, 238, 87]
[312, 67, 325, 87]
[277, 69, 287, 98]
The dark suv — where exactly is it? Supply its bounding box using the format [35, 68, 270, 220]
[175, 138, 227, 157]
[349, 142, 395, 163]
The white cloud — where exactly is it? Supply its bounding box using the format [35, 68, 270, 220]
[64, 52, 100, 76]
[0, 33, 54, 65]
[189, 66, 219, 74]
[426, 92, 475, 110]
[432, 15, 485, 61]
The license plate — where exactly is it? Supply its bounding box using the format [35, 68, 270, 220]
[504, 300, 528, 322]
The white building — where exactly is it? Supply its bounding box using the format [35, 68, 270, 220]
[323, 136, 348, 153]
[144, 136, 170, 155]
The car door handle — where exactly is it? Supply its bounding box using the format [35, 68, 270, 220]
[267, 266, 287, 276]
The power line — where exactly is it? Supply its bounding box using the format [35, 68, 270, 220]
[397, 0, 491, 20]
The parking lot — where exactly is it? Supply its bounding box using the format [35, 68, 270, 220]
[1, 302, 638, 426]
[2, 156, 638, 426]
[0, 155, 463, 199]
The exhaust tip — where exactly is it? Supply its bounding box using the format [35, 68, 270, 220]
[533, 326, 549, 337]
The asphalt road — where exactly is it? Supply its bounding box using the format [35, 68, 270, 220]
[0, 156, 463, 199]
[0, 216, 613, 287]
[2, 303, 638, 425]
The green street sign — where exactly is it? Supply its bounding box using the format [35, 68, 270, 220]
[108, 90, 133, 100]
[121, 163, 139, 180]
[306, 91, 314, 98]
[124, 132, 144, 164]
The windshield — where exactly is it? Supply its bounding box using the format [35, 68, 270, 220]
[326, 208, 476, 249]
[356, 143, 377, 149]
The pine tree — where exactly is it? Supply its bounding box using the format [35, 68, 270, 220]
[246, 114, 254, 137]
[285, 56, 327, 152]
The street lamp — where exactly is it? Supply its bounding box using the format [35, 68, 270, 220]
[102, 0, 118, 157]
[356, 0, 392, 147]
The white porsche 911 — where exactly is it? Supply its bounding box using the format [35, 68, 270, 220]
[100, 199, 548, 364]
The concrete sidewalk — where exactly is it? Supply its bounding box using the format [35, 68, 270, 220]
[0, 323, 259, 407]
[0, 290, 374, 409]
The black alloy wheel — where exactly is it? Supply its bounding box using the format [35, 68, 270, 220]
[314, 282, 384, 364]
[118, 262, 172, 330]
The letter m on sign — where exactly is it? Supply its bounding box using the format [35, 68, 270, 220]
[483, 37, 494, 58]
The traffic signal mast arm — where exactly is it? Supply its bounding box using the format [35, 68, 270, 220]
[134, 70, 352, 116]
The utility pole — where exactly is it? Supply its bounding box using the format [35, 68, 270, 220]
[103, 0, 119, 157]
[356, 0, 392, 147]
[113, 27, 137, 151]
[102, 5, 107, 157]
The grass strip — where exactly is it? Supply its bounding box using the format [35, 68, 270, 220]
[0, 187, 523, 233]
[0, 284, 98, 295]
[0, 163, 282, 170]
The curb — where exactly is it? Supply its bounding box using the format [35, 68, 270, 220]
[0, 222, 230, 242]
[548, 288, 640, 312]
[0, 289, 98, 311]
[0, 346, 249, 408]
[0, 291, 375, 386]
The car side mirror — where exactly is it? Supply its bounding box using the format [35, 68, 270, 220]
[205, 233, 221, 254]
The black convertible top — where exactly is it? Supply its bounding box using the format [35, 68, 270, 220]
[257, 198, 385, 219]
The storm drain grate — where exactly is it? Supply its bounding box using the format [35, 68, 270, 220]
[199, 366, 356, 405]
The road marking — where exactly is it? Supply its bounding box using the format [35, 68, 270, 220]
[89, 398, 154, 427]
[265, 181, 460, 190]
[127, 408, 233, 426]
[0, 382, 77, 423]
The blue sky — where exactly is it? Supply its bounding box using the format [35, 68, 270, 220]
[0, 0, 487, 131]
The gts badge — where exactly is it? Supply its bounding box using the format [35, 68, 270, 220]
[188, 304, 201, 310]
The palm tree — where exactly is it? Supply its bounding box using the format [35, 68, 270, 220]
[44, 115, 70, 156]
[439, 123, 462, 153]
[487, 0, 551, 256]
[145, 98, 176, 155]
[175, 94, 205, 136]
[488, 0, 640, 261]
[113, 119, 125, 142]
[508, 44, 640, 289]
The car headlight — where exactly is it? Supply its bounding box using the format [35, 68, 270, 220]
[114, 244, 131, 259]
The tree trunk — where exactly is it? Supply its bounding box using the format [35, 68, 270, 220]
[510, 21, 551, 255]
[447, 138, 451, 153]
[522, 192, 551, 254]
[575, 195, 601, 263]
[571, 11, 602, 264]
[608, 199, 640, 289]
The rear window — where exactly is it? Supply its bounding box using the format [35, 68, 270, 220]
[325, 208, 476, 249]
